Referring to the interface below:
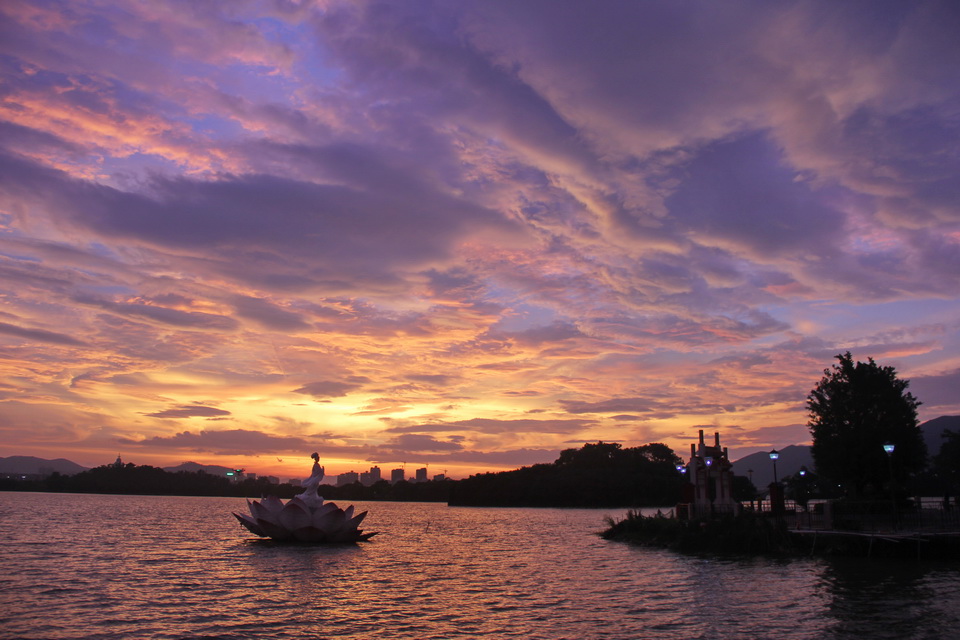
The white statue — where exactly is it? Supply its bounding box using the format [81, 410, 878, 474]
[297, 452, 325, 507]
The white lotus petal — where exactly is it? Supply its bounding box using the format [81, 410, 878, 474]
[313, 508, 346, 535]
[250, 499, 281, 527]
[332, 509, 359, 536]
[279, 499, 312, 532]
[256, 517, 293, 540]
[289, 496, 310, 509]
[313, 502, 338, 518]
[233, 512, 266, 537]
[346, 510, 368, 530]
[329, 509, 369, 542]
[260, 495, 285, 516]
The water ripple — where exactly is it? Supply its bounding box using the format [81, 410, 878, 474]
[2, 494, 960, 639]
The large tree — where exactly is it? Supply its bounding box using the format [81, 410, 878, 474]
[934, 430, 960, 497]
[807, 352, 925, 497]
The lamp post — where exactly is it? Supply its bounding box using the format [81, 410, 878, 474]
[796, 466, 811, 517]
[884, 443, 897, 529]
[675, 463, 690, 519]
[769, 449, 780, 515]
[705, 456, 714, 516]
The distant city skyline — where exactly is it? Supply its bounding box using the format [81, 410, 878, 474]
[1, 1, 958, 479]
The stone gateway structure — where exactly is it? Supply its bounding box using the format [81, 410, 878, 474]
[678, 430, 738, 518]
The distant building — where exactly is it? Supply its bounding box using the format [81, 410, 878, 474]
[432, 473, 446, 482]
[360, 466, 382, 486]
[287, 478, 301, 486]
[415, 467, 428, 483]
[264, 475, 280, 484]
[337, 471, 359, 486]
[390, 468, 405, 484]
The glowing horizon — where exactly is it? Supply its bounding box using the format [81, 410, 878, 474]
[1, 1, 958, 480]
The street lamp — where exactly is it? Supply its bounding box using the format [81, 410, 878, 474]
[704, 457, 715, 514]
[769, 449, 781, 516]
[884, 443, 897, 528]
[796, 466, 811, 514]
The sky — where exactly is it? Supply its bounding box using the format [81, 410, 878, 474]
[1, 0, 959, 481]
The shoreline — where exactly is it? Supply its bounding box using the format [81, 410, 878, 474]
[602, 510, 960, 560]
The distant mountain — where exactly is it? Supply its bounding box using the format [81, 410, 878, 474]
[0, 456, 88, 476]
[920, 415, 960, 458]
[163, 461, 239, 477]
[731, 445, 813, 489]
[728, 416, 959, 488]
[0, 457, 246, 478]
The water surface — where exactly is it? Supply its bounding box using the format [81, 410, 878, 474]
[1, 493, 958, 639]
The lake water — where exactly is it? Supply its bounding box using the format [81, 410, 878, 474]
[1, 493, 959, 639]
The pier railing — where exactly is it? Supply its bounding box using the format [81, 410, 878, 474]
[742, 497, 960, 533]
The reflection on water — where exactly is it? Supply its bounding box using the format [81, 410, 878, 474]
[1, 493, 959, 639]
[817, 558, 960, 640]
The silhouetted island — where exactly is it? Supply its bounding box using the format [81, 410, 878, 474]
[1, 442, 726, 508]
[448, 442, 693, 507]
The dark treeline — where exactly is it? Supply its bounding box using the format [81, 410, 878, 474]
[449, 441, 685, 507]
[1, 462, 453, 502]
[2, 441, 693, 507]
[3, 463, 285, 498]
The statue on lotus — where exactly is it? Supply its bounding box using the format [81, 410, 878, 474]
[233, 452, 376, 543]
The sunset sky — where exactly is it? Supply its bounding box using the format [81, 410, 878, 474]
[1, 0, 958, 480]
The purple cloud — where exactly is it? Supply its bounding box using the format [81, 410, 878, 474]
[560, 398, 656, 415]
[294, 379, 368, 398]
[0, 321, 86, 346]
[144, 405, 232, 419]
[123, 429, 315, 454]
[385, 417, 594, 435]
[230, 295, 312, 332]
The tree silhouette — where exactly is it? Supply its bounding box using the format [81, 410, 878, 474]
[449, 442, 684, 507]
[934, 429, 960, 498]
[807, 352, 925, 497]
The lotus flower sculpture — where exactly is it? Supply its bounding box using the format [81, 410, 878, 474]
[233, 452, 376, 543]
[234, 495, 375, 542]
